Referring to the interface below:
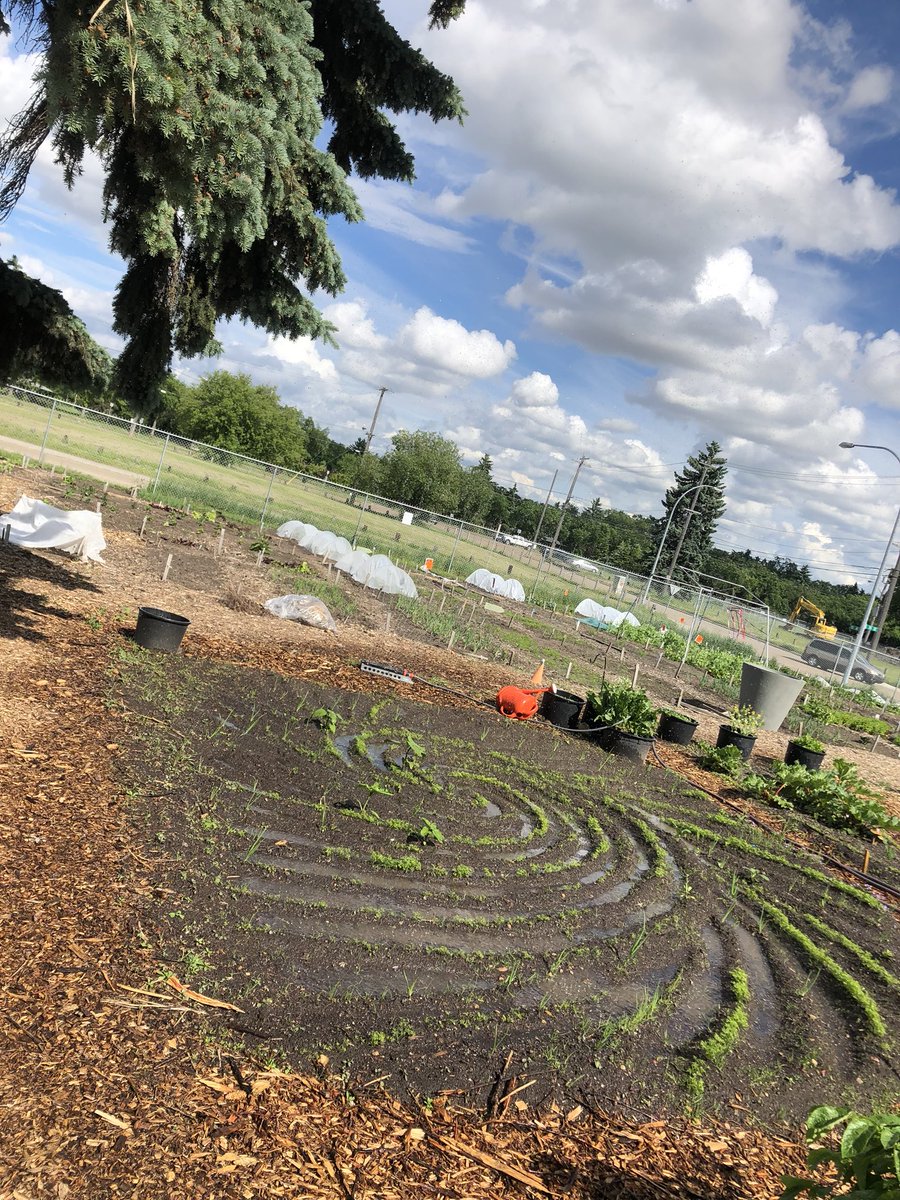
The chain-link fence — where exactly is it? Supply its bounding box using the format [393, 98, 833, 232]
[2, 381, 899, 694]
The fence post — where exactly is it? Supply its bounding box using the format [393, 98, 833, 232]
[151, 433, 170, 496]
[447, 518, 464, 574]
[259, 466, 278, 532]
[352, 495, 368, 548]
[37, 398, 58, 465]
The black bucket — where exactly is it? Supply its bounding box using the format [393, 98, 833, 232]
[542, 689, 583, 729]
[590, 727, 653, 764]
[716, 725, 756, 761]
[134, 606, 190, 653]
[785, 741, 825, 771]
[657, 712, 699, 746]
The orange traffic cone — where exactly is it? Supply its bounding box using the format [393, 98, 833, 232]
[529, 660, 545, 687]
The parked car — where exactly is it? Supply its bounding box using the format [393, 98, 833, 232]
[800, 638, 885, 685]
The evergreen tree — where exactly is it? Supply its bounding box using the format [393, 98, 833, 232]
[457, 454, 495, 525]
[649, 441, 727, 580]
[0, 256, 111, 394]
[0, 1, 465, 413]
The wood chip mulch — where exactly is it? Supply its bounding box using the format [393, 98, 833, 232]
[0, 589, 816, 1199]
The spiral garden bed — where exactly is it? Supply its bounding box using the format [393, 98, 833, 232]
[120, 647, 900, 1120]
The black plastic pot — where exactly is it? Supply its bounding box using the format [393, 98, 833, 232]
[785, 741, 825, 771]
[542, 688, 584, 730]
[591, 727, 654, 764]
[716, 725, 756, 761]
[657, 712, 699, 746]
[134, 606, 190, 652]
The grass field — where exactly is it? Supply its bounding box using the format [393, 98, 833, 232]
[3, 387, 898, 687]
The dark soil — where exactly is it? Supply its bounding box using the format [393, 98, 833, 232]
[116, 642, 900, 1122]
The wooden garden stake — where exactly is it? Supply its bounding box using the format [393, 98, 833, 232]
[216, 528, 225, 558]
[103, 481, 109, 494]
[632, 663, 640, 687]
[439, 593, 447, 614]
[448, 630, 456, 651]
[139, 515, 148, 539]
[162, 553, 173, 581]
[676, 687, 684, 709]
[565, 661, 573, 680]
[256, 550, 264, 568]
[862, 848, 870, 874]
[95, 501, 101, 513]
[385, 612, 392, 635]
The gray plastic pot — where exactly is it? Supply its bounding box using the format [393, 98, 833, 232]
[739, 662, 804, 732]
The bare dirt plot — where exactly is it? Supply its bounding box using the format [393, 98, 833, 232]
[2, 465, 899, 1198]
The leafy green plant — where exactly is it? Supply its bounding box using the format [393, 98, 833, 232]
[801, 694, 833, 723]
[416, 818, 444, 845]
[791, 734, 825, 753]
[310, 707, 342, 734]
[250, 537, 269, 554]
[694, 741, 747, 780]
[781, 1106, 900, 1199]
[743, 759, 899, 839]
[585, 679, 657, 737]
[829, 710, 890, 738]
[724, 704, 764, 737]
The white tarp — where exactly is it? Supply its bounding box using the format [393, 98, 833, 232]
[333, 549, 418, 598]
[466, 568, 526, 602]
[575, 598, 639, 627]
[0, 495, 106, 563]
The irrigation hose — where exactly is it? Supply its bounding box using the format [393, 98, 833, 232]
[648, 744, 900, 907]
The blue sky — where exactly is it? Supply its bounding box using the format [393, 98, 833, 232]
[2, 0, 900, 586]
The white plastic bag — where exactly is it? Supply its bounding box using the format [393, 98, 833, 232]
[264, 594, 338, 632]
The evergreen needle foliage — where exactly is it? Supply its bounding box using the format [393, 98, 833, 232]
[0, 0, 466, 411]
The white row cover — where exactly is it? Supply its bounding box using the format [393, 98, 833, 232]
[574, 598, 640, 627]
[466, 568, 526, 602]
[333, 549, 418, 598]
[0, 495, 106, 563]
[276, 520, 352, 563]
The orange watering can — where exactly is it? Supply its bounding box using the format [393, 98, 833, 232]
[496, 684, 554, 720]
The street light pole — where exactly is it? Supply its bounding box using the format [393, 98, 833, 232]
[363, 386, 389, 455]
[837, 441, 900, 685]
[640, 483, 722, 604]
[547, 456, 588, 557]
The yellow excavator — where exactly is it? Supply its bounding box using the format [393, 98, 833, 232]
[787, 597, 837, 639]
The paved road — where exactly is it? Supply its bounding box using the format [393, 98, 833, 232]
[0, 435, 149, 490]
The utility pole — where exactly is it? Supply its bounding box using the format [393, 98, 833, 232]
[869, 549, 899, 652]
[547, 456, 588, 557]
[363, 386, 389, 455]
[665, 462, 708, 583]
[532, 469, 559, 547]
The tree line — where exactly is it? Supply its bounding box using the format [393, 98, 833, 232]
[148, 371, 893, 645]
